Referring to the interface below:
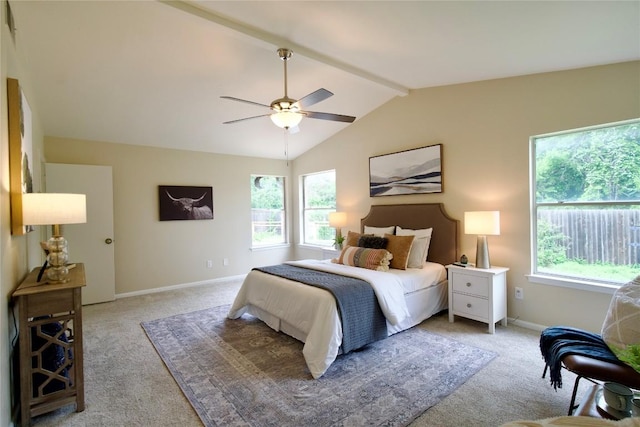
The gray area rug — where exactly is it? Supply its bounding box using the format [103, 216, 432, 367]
[141, 305, 496, 427]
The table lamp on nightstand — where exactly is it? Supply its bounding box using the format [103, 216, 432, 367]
[464, 211, 500, 269]
[22, 193, 87, 284]
[329, 211, 347, 248]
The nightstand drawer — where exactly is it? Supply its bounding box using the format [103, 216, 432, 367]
[451, 273, 490, 297]
[453, 294, 489, 319]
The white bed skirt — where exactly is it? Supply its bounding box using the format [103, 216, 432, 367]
[248, 279, 448, 339]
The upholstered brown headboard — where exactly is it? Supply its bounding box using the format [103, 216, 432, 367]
[360, 203, 459, 266]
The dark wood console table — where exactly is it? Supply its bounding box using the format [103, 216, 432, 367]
[12, 264, 86, 426]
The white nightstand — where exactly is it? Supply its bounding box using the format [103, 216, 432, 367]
[446, 264, 509, 334]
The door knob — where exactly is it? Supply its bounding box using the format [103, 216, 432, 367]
[105, 238, 113, 244]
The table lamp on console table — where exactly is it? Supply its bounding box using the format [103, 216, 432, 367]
[22, 193, 87, 284]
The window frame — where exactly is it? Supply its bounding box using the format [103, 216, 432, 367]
[250, 174, 288, 249]
[300, 169, 337, 248]
[528, 118, 640, 294]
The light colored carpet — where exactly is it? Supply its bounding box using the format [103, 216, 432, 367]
[141, 305, 496, 426]
[30, 278, 588, 426]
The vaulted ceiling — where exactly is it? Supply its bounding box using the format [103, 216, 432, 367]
[9, 1, 640, 160]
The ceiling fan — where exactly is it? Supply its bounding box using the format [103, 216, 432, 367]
[221, 48, 356, 131]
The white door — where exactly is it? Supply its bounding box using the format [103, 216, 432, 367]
[46, 163, 116, 305]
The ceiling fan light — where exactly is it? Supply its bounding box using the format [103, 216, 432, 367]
[270, 111, 303, 129]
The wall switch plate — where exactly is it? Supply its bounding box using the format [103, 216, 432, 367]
[515, 287, 524, 300]
[223, 258, 229, 266]
[206, 260, 213, 268]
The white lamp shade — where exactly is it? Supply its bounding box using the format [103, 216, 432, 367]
[464, 211, 500, 235]
[328, 211, 347, 228]
[22, 193, 87, 225]
[270, 111, 303, 129]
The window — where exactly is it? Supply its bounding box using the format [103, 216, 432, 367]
[301, 170, 336, 246]
[531, 119, 640, 286]
[251, 175, 286, 247]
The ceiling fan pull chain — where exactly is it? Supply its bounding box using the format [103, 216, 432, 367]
[284, 129, 289, 166]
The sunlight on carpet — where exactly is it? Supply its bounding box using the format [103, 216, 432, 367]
[142, 305, 496, 427]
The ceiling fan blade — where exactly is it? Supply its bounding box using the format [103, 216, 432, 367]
[296, 88, 333, 109]
[302, 111, 356, 123]
[220, 96, 271, 109]
[223, 114, 271, 124]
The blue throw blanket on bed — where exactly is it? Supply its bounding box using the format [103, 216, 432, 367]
[254, 264, 388, 354]
[539, 326, 624, 390]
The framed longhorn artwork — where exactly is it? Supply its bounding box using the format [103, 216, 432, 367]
[159, 185, 214, 221]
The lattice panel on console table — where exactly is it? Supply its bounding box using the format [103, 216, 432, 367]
[29, 314, 76, 401]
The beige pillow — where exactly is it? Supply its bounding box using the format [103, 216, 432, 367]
[384, 233, 415, 270]
[396, 226, 433, 268]
[601, 275, 640, 372]
[346, 231, 372, 247]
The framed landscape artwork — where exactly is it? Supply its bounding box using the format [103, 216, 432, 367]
[159, 185, 214, 221]
[369, 144, 442, 197]
[7, 78, 34, 235]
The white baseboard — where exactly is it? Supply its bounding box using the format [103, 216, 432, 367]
[115, 274, 246, 299]
[508, 317, 548, 332]
[115, 279, 551, 332]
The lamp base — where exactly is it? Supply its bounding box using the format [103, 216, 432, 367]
[475, 235, 491, 269]
[46, 272, 70, 285]
[46, 234, 70, 284]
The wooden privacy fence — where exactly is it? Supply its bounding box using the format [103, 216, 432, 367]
[539, 209, 640, 265]
[251, 209, 284, 235]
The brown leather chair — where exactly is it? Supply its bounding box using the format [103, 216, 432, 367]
[542, 353, 640, 415]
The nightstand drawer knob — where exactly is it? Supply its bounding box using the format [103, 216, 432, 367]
[466, 282, 472, 287]
[467, 303, 472, 308]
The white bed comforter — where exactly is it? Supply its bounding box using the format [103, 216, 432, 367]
[227, 259, 412, 378]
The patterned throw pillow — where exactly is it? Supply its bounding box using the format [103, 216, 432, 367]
[334, 245, 393, 272]
[601, 275, 640, 373]
[384, 233, 415, 270]
[357, 235, 388, 249]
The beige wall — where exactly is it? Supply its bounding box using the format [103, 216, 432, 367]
[1, 2, 47, 423]
[294, 61, 640, 333]
[44, 139, 292, 295]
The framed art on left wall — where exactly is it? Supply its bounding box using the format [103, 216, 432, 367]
[7, 78, 34, 235]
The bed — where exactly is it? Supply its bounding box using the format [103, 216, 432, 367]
[228, 203, 459, 378]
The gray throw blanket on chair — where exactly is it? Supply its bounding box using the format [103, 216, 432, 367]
[254, 264, 388, 354]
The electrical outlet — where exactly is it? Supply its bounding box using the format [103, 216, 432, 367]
[515, 287, 524, 300]
[223, 258, 229, 266]
[206, 260, 213, 268]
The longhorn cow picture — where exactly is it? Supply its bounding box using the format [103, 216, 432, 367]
[159, 185, 214, 221]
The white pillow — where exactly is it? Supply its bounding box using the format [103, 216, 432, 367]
[396, 226, 433, 268]
[601, 275, 640, 372]
[364, 225, 395, 237]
